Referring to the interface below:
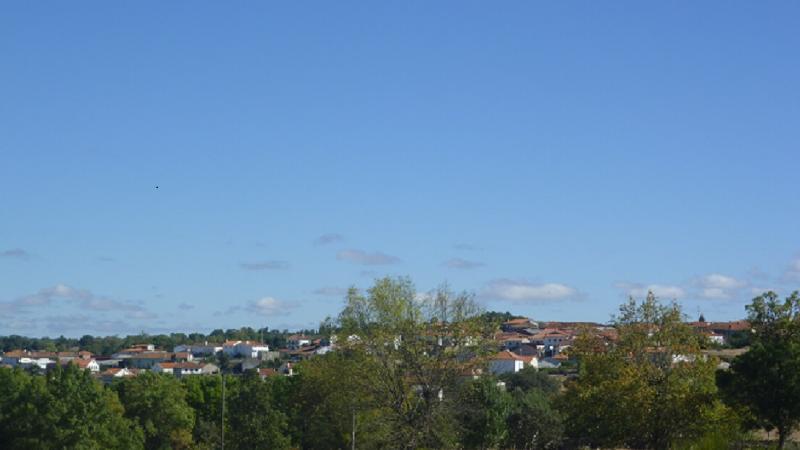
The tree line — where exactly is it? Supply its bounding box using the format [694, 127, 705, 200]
[0, 326, 319, 356]
[1, 277, 799, 449]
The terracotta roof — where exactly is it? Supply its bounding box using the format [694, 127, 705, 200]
[258, 368, 278, 377]
[710, 321, 750, 332]
[72, 359, 96, 369]
[503, 318, 533, 326]
[491, 350, 531, 361]
[495, 332, 530, 341]
[157, 362, 205, 370]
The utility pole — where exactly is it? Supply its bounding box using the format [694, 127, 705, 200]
[351, 407, 356, 450]
[221, 372, 225, 450]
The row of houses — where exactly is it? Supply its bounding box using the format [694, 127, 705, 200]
[0, 335, 322, 382]
[487, 316, 748, 376]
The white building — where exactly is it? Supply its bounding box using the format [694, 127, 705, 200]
[173, 343, 223, 356]
[223, 341, 270, 358]
[287, 335, 311, 350]
[153, 362, 218, 377]
[489, 350, 538, 375]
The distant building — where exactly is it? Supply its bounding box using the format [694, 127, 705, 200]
[153, 362, 218, 377]
[173, 342, 223, 356]
[222, 341, 270, 358]
[489, 350, 538, 375]
[287, 334, 311, 350]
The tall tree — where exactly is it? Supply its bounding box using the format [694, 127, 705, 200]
[182, 375, 225, 449]
[0, 365, 143, 449]
[506, 388, 564, 450]
[456, 375, 513, 449]
[114, 371, 195, 450]
[336, 277, 493, 449]
[226, 370, 290, 450]
[717, 291, 800, 449]
[560, 292, 731, 449]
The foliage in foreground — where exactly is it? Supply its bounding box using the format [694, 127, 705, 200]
[1, 278, 799, 449]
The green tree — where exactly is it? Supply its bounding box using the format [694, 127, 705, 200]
[183, 375, 225, 449]
[717, 291, 800, 449]
[226, 370, 290, 449]
[337, 278, 493, 449]
[560, 292, 730, 449]
[499, 366, 559, 396]
[456, 376, 512, 449]
[506, 388, 563, 450]
[287, 351, 383, 449]
[114, 371, 194, 449]
[0, 365, 143, 449]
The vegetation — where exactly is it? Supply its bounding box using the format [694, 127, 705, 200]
[0, 327, 314, 356]
[559, 292, 736, 450]
[1, 279, 798, 449]
[718, 291, 800, 449]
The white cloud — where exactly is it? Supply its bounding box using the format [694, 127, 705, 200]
[442, 258, 485, 269]
[483, 279, 577, 302]
[246, 297, 297, 316]
[694, 273, 746, 300]
[699, 274, 745, 290]
[337, 249, 401, 265]
[1, 283, 156, 320]
[615, 282, 686, 299]
[750, 287, 777, 296]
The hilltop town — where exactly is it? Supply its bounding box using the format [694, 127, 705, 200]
[0, 313, 752, 381]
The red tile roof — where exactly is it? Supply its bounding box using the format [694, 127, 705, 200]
[491, 350, 531, 361]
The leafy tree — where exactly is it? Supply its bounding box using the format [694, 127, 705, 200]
[499, 366, 559, 396]
[0, 365, 143, 449]
[226, 370, 290, 449]
[560, 292, 730, 449]
[337, 277, 493, 449]
[506, 388, 563, 450]
[717, 291, 800, 449]
[287, 351, 382, 449]
[183, 375, 225, 449]
[114, 371, 195, 449]
[456, 376, 512, 448]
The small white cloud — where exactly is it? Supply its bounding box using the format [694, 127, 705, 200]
[694, 273, 746, 300]
[699, 274, 745, 290]
[483, 279, 577, 302]
[0, 284, 158, 333]
[750, 287, 777, 296]
[337, 249, 401, 266]
[246, 297, 297, 316]
[616, 282, 686, 299]
[442, 258, 485, 269]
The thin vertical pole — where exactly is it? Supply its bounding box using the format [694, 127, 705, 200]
[221, 373, 225, 450]
[351, 408, 356, 450]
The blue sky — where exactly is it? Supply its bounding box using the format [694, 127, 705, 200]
[1, 2, 799, 337]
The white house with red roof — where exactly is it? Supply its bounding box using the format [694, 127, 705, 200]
[489, 350, 538, 375]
